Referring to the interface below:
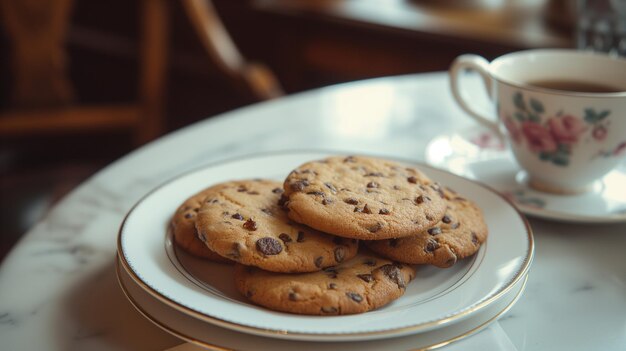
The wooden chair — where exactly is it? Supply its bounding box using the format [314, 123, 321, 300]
[0, 0, 168, 145]
[0, 0, 281, 146]
[181, 0, 283, 101]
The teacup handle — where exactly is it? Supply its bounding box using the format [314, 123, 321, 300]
[449, 54, 501, 136]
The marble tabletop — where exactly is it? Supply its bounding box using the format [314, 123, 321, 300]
[0, 72, 624, 351]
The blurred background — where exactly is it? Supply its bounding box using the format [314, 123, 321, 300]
[1, 0, 622, 260]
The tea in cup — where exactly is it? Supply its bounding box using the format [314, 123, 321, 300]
[449, 49, 626, 194]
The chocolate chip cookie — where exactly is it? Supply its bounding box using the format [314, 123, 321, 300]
[171, 188, 232, 263]
[195, 179, 359, 273]
[282, 156, 447, 240]
[366, 187, 488, 268]
[234, 252, 415, 315]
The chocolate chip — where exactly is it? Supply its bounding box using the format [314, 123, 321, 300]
[379, 208, 390, 215]
[297, 231, 305, 242]
[378, 264, 406, 289]
[184, 213, 194, 219]
[321, 306, 338, 314]
[328, 283, 337, 289]
[368, 222, 383, 233]
[357, 274, 373, 282]
[324, 182, 337, 194]
[425, 214, 434, 221]
[256, 237, 282, 255]
[365, 172, 384, 177]
[425, 239, 439, 252]
[472, 232, 479, 245]
[333, 236, 343, 245]
[289, 292, 299, 301]
[272, 187, 284, 194]
[346, 292, 363, 302]
[363, 258, 377, 266]
[334, 247, 346, 262]
[344, 198, 359, 205]
[315, 256, 324, 268]
[362, 204, 372, 214]
[278, 194, 289, 207]
[290, 179, 310, 192]
[451, 222, 460, 229]
[442, 215, 452, 224]
[231, 213, 244, 220]
[428, 227, 442, 235]
[279, 233, 292, 243]
[307, 191, 325, 196]
[237, 186, 247, 192]
[367, 181, 379, 188]
[407, 176, 417, 184]
[415, 195, 430, 204]
[243, 219, 257, 231]
[389, 239, 398, 247]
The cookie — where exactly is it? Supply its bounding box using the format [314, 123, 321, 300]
[195, 179, 359, 273]
[234, 252, 416, 315]
[282, 156, 447, 240]
[366, 187, 488, 268]
[171, 188, 232, 263]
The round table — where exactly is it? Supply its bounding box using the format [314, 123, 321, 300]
[0, 72, 624, 351]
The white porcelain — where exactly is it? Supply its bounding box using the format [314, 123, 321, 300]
[450, 49, 626, 194]
[116, 256, 528, 351]
[425, 127, 626, 223]
[117, 151, 533, 341]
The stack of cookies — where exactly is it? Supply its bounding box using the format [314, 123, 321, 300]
[170, 155, 488, 315]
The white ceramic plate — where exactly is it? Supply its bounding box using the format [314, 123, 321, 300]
[116, 256, 528, 351]
[425, 127, 626, 223]
[117, 151, 533, 341]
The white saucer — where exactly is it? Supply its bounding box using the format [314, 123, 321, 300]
[116, 256, 528, 351]
[425, 127, 626, 223]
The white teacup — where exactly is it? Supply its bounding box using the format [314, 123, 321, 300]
[449, 49, 626, 194]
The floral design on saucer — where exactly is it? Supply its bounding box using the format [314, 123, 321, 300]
[501, 92, 624, 167]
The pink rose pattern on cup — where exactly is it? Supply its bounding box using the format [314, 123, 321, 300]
[503, 92, 624, 166]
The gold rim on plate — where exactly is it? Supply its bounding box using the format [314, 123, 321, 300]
[116, 257, 528, 351]
[116, 151, 534, 339]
